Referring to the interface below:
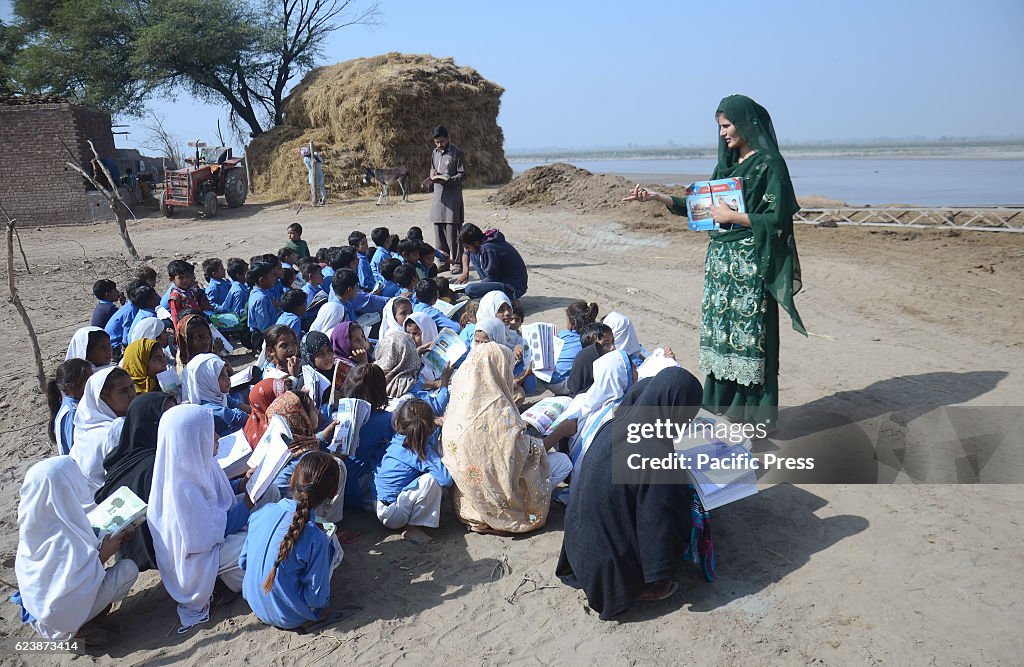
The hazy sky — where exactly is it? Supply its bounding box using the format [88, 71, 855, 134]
[5, 0, 1024, 151]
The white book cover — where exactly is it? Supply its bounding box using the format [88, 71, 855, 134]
[156, 367, 180, 397]
[246, 415, 293, 503]
[88, 486, 147, 540]
[216, 430, 253, 479]
[331, 398, 372, 457]
[433, 299, 468, 320]
[356, 312, 381, 329]
[449, 282, 472, 292]
[229, 366, 255, 389]
[422, 328, 468, 377]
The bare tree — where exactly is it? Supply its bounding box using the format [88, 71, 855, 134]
[141, 111, 185, 168]
[0, 202, 47, 394]
[262, 0, 382, 127]
[60, 138, 141, 260]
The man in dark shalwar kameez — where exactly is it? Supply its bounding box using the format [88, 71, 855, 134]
[428, 125, 466, 273]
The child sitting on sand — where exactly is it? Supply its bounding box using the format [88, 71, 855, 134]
[374, 399, 452, 536]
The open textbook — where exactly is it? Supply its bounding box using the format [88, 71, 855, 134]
[331, 398, 372, 457]
[433, 299, 468, 320]
[88, 486, 147, 540]
[246, 415, 292, 503]
[637, 348, 680, 380]
[422, 328, 467, 378]
[229, 365, 256, 390]
[216, 429, 253, 479]
[673, 410, 757, 510]
[521, 396, 574, 436]
[156, 367, 180, 398]
[521, 322, 564, 383]
[684, 177, 746, 231]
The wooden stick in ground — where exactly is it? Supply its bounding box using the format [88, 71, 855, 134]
[58, 136, 141, 260]
[0, 204, 47, 394]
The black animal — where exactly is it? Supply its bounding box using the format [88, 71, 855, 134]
[363, 166, 410, 205]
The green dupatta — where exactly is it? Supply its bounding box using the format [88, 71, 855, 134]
[711, 95, 806, 335]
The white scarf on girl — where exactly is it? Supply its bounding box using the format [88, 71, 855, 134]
[149, 404, 235, 627]
[603, 312, 642, 357]
[310, 302, 346, 335]
[15, 457, 105, 637]
[379, 296, 410, 340]
[128, 317, 166, 344]
[70, 366, 123, 491]
[408, 311, 440, 382]
[65, 326, 104, 365]
[569, 350, 633, 478]
[181, 353, 227, 407]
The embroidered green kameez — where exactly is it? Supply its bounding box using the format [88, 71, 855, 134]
[669, 95, 806, 430]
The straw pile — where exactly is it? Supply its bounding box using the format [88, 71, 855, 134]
[248, 53, 513, 201]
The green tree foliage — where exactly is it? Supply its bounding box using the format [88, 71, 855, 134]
[9, 0, 380, 137]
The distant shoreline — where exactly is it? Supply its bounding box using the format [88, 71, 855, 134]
[507, 145, 1024, 162]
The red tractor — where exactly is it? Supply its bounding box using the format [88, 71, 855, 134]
[159, 142, 247, 218]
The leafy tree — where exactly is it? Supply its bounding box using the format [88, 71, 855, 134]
[9, 0, 380, 136]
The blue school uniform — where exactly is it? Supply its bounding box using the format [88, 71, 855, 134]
[551, 330, 583, 385]
[414, 302, 461, 334]
[320, 266, 335, 290]
[160, 286, 172, 311]
[248, 287, 279, 333]
[239, 498, 337, 629]
[302, 282, 325, 308]
[205, 277, 231, 309]
[351, 291, 388, 316]
[370, 247, 389, 284]
[379, 280, 402, 298]
[374, 430, 452, 505]
[343, 410, 395, 510]
[269, 279, 285, 303]
[356, 253, 375, 291]
[408, 381, 450, 416]
[90, 300, 117, 328]
[55, 395, 78, 456]
[127, 307, 157, 339]
[223, 280, 250, 319]
[199, 402, 248, 437]
[276, 312, 302, 339]
[104, 302, 138, 351]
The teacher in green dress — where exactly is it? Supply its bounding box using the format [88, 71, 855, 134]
[626, 94, 806, 432]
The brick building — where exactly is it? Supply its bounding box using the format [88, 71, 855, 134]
[0, 96, 118, 226]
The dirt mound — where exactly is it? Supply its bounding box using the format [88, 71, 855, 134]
[489, 163, 689, 233]
[248, 53, 513, 202]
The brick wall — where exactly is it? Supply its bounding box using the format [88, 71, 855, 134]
[0, 103, 117, 227]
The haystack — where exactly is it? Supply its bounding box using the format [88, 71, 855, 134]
[248, 53, 513, 201]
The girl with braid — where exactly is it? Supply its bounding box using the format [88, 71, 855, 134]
[239, 451, 352, 632]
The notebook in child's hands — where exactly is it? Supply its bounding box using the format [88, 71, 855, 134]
[521, 323, 563, 383]
[422, 328, 468, 378]
[330, 398, 372, 457]
[156, 368, 180, 398]
[229, 365, 256, 389]
[246, 415, 293, 503]
[88, 487, 147, 540]
[521, 396, 574, 436]
[432, 299, 468, 320]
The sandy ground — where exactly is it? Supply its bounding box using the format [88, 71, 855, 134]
[0, 187, 1022, 665]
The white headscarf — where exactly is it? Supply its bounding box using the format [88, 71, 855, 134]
[603, 312, 642, 356]
[380, 296, 412, 340]
[65, 326, 104, 363]
[406, 311, 438, 346]
[569, 350, 633, 478]
[15, 457, 105, 636]
[149, 404, 235, 627]
[474, 317, 508, 347]
[128, 317, 166, 344]
[181, 353, 227, 407]
[70, 366, 125, 490]
[310, 302, 346, 334]
[478, 291, 511, 321]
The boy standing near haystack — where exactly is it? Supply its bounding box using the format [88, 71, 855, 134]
[428, 125, 466, 273]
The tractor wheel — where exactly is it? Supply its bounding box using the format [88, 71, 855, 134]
[224, 170, 247, 208]
[202, 191, 218, 218]
[159, 190, 174, 217]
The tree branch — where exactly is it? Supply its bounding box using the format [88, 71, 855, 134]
[0, 203, 47, 394]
